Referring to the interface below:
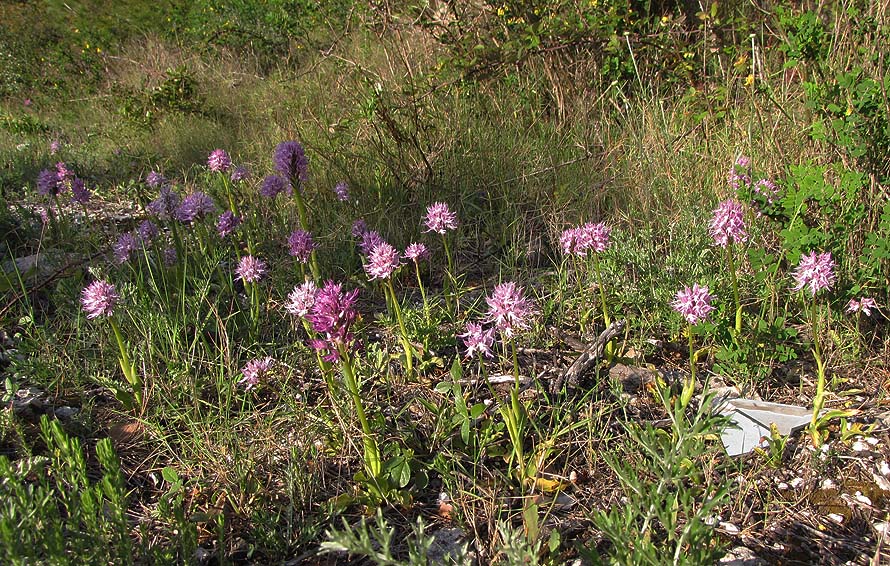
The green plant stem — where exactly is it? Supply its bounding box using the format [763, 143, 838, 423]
[854, 314, 861, 355]
[336, 346, 381, 479]
[293, 189, 321, 280]
[592, 253, 610, 326]
[592, 252, 614, 361]
[222, 176, 239, 217]
[573, 254, 586, 335]
[503, 340, 526, 483]
[681, 325, 695, 409]
[302, 318, 334, 387]
[386, 278, 414, 379]
[48, 196, 62, 240]
[170, 220, 186, 287]
[726, 245, 742, 334]
[109, 317, 141, 407]
[413, 260, 430, 324]
[441, 234, 455, 315]
[809, 298, 826, 443]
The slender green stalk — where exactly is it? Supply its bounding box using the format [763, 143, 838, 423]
[808, 299, 826, 444]
[726, 245, 742, 334]
[222, 176, 240, 217]
[592, 252, 614, 361]
[293, 189, 321, 280]
[336, 346, 381, 478]
[413, 260, 430, 324]
[854, 314, 862, 355]
[248, 282, 260, 335]
[48, 196, 62, 241]
[680, 325, 695, 409]
[573, 254, 587, 335]
[169, 220, 186, 288]
[592, 253, 610, 326]
[302, 318, 334, 388]
[501, 340, 526, 483]
[441, 234, 455, 314]
[386, 278, 414, 379]
[109, 317, 142, 408]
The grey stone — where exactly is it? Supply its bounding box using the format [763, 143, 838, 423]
[11, 386, 45, 416]
[609, 364, 658, 393]
[428, 528, 474, 565]
[54, 406, 79, 420]
[718, 546, 767, 565]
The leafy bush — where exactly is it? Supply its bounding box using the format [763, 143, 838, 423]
[591, 390, 731, 564]
[168, 0, 353, 67]
[0, 416, 132, 564]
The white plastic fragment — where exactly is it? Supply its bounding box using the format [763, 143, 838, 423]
[714, 398, 813, 456]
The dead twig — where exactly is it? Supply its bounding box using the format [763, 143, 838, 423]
[551, 319, 626, 394]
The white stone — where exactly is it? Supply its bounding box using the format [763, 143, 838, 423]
[854, 492, 872, 506]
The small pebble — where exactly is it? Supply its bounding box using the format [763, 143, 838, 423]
[777, 482, 789, 490]
[704, 515, 718, 526]
[854, 492, 872, 506]
[827, 513, 844, 524]
[852, 440, 869, 452]
[880, 461, 890, 476]
[874, 473, 890, 492]
[821, 478, 835, 489]
[789, 477, 804, 489]
[719, 522, 740, 534]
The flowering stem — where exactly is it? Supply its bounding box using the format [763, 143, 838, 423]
[726, 245, 742, 334]
[503, 339, 526, 483]
[247, 282, 260, 336]
[413, 260, 430, 325]
[386, 279, 414, 379]
[809, 298, 827, 445]
[441, 234, 455, 314]
[336, 346, 381, 479]
[681, 325, 695, 409]
[854, 314, 861, 355]
[592, 253, 611, 326]
[48, 196, 62, 241]
[573, 255, 586, 335]
[592, 253, 614, 361]
[302, 318, 335, 392]
[109, 317, 142, 408]
[293, 190, 321, 280]
[222, 176, 240, 218]
[170, 220, 186, 286]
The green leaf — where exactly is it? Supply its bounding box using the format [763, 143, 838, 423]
[161, 466, 180, 484]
